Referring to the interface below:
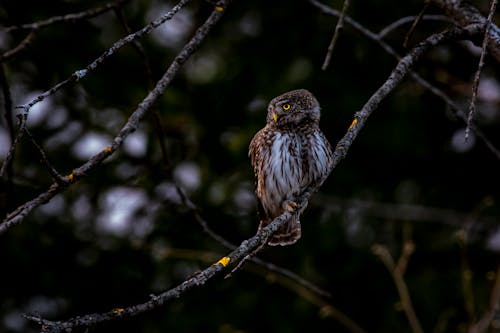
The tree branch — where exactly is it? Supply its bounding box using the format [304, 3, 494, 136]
[310, 0, 500, 160]
[1, 0, 128, 32]
[321, 0, 350, 70]
[0, 63, 15, 217]
[0, 0, 228, 234]
[372, 243, 424, 333]
[378, 14, 451, 39]
[468, 264, 500, 333]
[13, 0, 190, 115]
[24, 203, 296, 333]
[0, 0, 130, 62]
[0, 29, 37, 62]
[329, 24, 483, 178]
[429, 0, 500, 63]
[464, 0, 498, 141]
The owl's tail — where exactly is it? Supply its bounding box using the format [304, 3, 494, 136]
[258, 215, 301, 246]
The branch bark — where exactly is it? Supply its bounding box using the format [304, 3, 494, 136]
[429, 0, 500, 62]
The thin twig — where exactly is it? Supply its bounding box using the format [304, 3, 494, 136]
[113, 6, 154, 88]
[2, 0, 128, 32]
[395, 223, 415, 276]
[113, 4, 173, 182]
[372, 244, 424, 333]
[15, 0, 190, 116]
[24, 128, 67, 184]
[113, 6, 174, 182]
[403, 2, 430, 48]
[271, 271, 368, 333]
[468, 265, 500, 333]
[0, 29, 37, 62]
[224, 241, 267, 279]
[378, 15, 451, 39]
[408, 72, 500, 160]
[0, 65, 14, 141]
[321, 0, 350, 70]
[0, 112, 27, 179]
[0, 64, 15, 216]
[1, 1, 128, 63]
[464, 0, 498, 141]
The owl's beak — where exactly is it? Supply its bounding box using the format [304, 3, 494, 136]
[272, 112, 278, 122]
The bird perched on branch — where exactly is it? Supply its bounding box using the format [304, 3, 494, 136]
[249, 89, 333, 246]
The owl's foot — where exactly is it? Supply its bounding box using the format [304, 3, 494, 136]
[283, 200, 298, 212]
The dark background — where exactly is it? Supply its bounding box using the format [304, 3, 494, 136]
[0, 0, 499, 332]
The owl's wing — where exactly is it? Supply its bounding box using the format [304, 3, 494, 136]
[248, 128, 264, 176]
[248, 128, 269, 221]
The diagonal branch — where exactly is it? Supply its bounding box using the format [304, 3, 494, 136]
[326, 24, 483, 180]
[310, 0, 500, 160]
[0, 0, 129, 62]
[321, 0, 350, 70]
[0, 29, 37, 62]
[0, 0, 229, 235]
[24, 128, 66, 184]
[14, 0, 190, 115]
[372, 244, 424, 333]
[468, 264, 500, 333]
[1, 0, 128, 32]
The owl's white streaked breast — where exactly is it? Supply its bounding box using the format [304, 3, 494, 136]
[266, 131, 302, 195]
[259, 130, 330, 216]
[309, 132, 331, 179]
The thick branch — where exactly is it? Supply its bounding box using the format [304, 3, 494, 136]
[25, 206, 295, 333]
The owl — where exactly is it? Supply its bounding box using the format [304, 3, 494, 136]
[249, 89, 333, 246]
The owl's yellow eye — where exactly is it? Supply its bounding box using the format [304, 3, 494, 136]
[282, 103, 291, 111]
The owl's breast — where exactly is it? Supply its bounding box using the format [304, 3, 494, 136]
[261, 131, 304, 201]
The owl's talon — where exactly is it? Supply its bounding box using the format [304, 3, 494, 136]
[284, 200, 298, 212]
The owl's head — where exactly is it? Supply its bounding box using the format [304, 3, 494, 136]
[266, 89, 321, 127]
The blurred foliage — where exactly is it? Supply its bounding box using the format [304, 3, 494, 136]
[0, 0, 499, 332]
